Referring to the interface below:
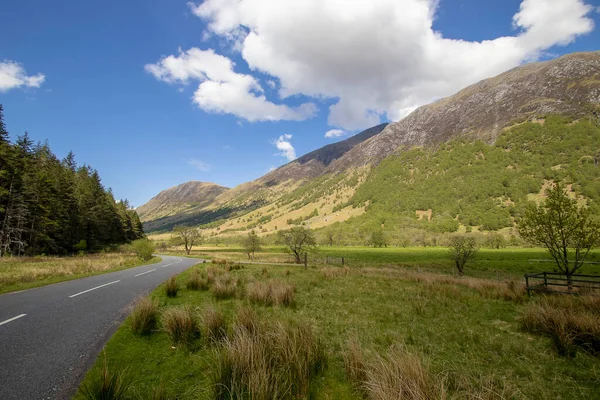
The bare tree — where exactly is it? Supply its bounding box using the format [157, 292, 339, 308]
[518, 182, 600, 289]
[278, 226, 316, 264]
[448, 234, 478, 276]
[172, 226, 203, 255]
[243, 230, 261, 260]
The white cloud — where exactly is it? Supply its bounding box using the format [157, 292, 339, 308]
[267, 165, 277, 172]
[325, 129, 347, 138]
[0, 60, 45, 92]
[187, 0, 595, 130]
[272, 134, 296, 161]
[146, 47, 317, 122]
[188, 158, 211, 171]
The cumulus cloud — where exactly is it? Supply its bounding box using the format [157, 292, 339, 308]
[146, 47, 317, 122]
[272, 134, 296, 161]
[0, 60, 45, 92]
[186, 0, 594, 130]
[188, 158, 211, 171]
[325, 129, 347, 138]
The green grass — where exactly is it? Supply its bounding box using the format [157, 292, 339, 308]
[0, 254, 162, 295]
[77, 261, 600, 399]
[166, 245, 600, 279]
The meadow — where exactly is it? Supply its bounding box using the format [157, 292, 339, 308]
[0, 253, 161, 294]
[76, 251, 600, 399]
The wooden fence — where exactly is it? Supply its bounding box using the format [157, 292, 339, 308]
[524, 272, 600, 296]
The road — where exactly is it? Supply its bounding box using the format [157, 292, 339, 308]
[0, 255, 201, 399]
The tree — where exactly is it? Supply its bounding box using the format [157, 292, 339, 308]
[243, 230, 261, 260]
[518, 182, 600, 288]
[173, 226, 202, 255]
[277, 226, 316, 264]
[131, 238, 155, 261]
[448, 234, 478, 276]
[370, 229, 387, 247]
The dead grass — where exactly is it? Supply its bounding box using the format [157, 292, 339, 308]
[164, 276, 179, 298]
[210, 273, 237, 300]
[343, 337, 367, 393]
[0, 253, 146, 292]
[213, 312, 326, 399]
[161, 305, 200, 345]
[321, 266, 351, 278]
[186, 269, 209, 291]
[130, 296, 159, 335]
[202, 306, 228, 344]
[206, 266, 226, 284]
[246, 280, 296, 307]
[519, 295, 600, 357]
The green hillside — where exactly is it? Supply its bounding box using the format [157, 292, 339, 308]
[326, 116, 600, 243]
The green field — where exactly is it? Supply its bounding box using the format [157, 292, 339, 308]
[167, 245, 600, 280]
[77, 250, 600, 399]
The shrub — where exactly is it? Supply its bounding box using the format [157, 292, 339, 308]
[213, 317, 326, 399]
[130, 239, 155, 261]
[161, 305, 200, 344]
[211, 274, 237, 300]
[130, 296, 158, 335]
[203, 306, 228, 344]
[80, 354, 131, 400]
[246, 280, 295, 307]
[164, 276, 179, 298]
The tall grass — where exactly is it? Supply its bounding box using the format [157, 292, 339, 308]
[246, 280, 296, 307]
[186, 269, 209, 291]
[210, 273, 237, 300]
[519, 295, 600, 356]
[161, 305, 200, 344]
[164, 276, 179, 298]
[213, 314, 327, 399]
[203, 306, 228, 344]
[130, 296, 158, 335]
[80, 353, 130, 400]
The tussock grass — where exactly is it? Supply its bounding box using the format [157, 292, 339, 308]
[343, 337, 367, 392]
[186, 269, 209, 291]
[207, 266, 226, 284]
[362, 346, 446, 400]
[519, 296, 600, 356]
[214, 314, 326, 399]
[161, 305, 200, 344]
[210, 273, 237, 300]
[164, 276, 179, 298]
[80, 354, 130, 400]
[202, 306, 228, 344]
[130, 296, 158, 335]
[246, 280, 296, 307]
[235, 306, 260, 334]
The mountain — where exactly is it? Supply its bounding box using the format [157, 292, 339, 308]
[137, 181, 229, 222]
[142, 51, 600, 238]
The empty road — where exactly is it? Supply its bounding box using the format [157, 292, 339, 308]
[0, 255, 201, 399]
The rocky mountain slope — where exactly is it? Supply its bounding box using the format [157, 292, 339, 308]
[137, 181, 229, 222]
[142, 51, 600, 235]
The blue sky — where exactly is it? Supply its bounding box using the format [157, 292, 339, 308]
[1, 0, 599, 207]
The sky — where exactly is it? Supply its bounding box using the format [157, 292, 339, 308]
[1, 0, 599, 207]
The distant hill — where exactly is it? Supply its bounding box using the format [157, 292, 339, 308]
[142, 51, 600, 238]
[137, 181, 229, 222]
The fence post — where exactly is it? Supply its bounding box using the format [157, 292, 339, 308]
[525, 274, 531, 297]
[304, 253, 308, 270]
[342, 257, 345, 266]
[543, 271, 547, 288]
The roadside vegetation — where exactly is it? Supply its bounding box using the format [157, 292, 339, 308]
[77, 258, 600, 399]
[0, 251, 161, 294]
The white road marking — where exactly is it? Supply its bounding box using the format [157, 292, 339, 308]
[161, 263, 173, 268]
[0, 314, 27, 327]
[135, 269, 156, 277]
[68, 280, 120, 298]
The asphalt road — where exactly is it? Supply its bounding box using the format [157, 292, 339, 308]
[0, 255, 201, 400]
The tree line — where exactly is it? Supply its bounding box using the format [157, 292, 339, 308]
[0, 105, 144, 256]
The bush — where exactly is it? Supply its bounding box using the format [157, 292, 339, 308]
[203, 306, 228, 344]
[161, 305, 200, 344]
[213, 316, 326, 399]
[164, 276, 179, 298]
[130, 239, 155, 261]
[130, 296, 158, 335]
[80, 354, 131, 400]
